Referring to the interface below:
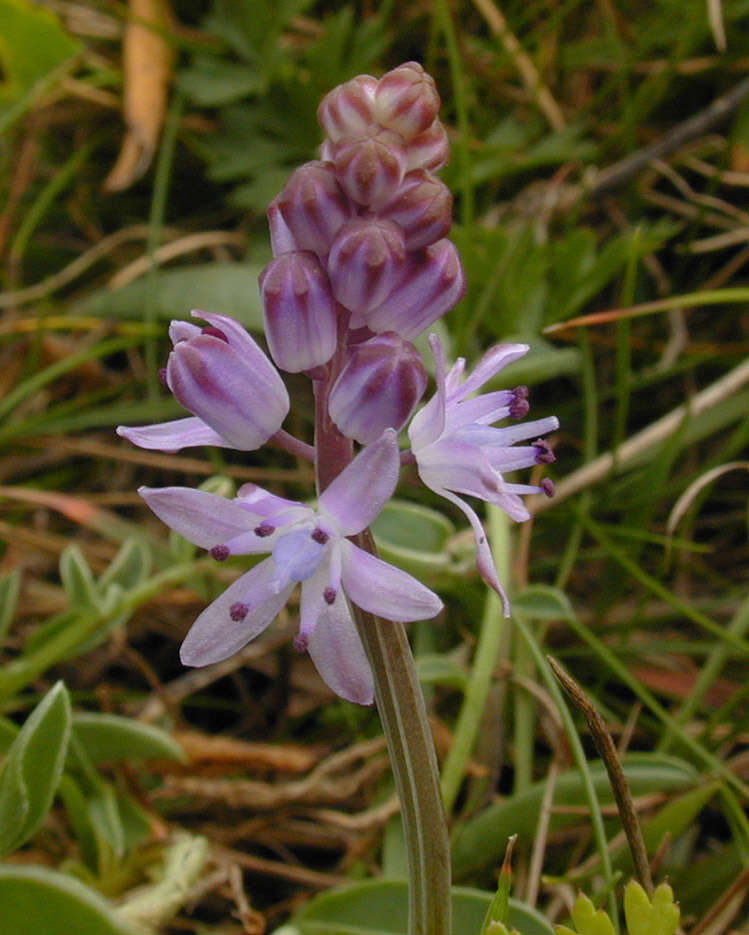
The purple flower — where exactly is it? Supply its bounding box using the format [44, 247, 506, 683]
[117, 311, 289, 453]
[408, 335, 558, 614]
[138, 430, 442, 705]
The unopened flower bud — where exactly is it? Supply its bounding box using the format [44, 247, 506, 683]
[364, 239, 465, 340]
[374, 62, 441, 140]
[317, 74, 377, 143]
[259, 252, 338, 372]
[267, 201, 298, 256]
[329, 332, 427, 444]
[405, 119, 450, 172]
[328, 218, 406, 313]
[331, 127, 407, 207]
[165, 311, 289, 450]
[272, 161, 351, 256]
[379, 169, 453, 249]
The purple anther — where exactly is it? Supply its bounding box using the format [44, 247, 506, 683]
[210, 544, 230, 561]
[201, 326, 229, 342]
[509, 386, 530, 419]
[293, 632, 309, 652]
[541, 477, 555, 497]
[158, 367, 168, 386]
[254, 522, 275, 537]
[533, 439, 556, 464]
[323, 586, 337, 605]
[311, 528, 330, 545]
[229, 601, 249, 621]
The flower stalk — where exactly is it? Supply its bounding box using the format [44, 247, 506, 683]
[117, 60, 560, 935]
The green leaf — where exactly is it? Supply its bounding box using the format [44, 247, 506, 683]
[416, 654, 468, 689]
[287, 879, 554, 935]
[99, 539, 152, 592]
[73, 713, 185, 764]
[452, 754, 699, 879]
[555, 893, 615, 935]
[60, 545, 100, 609]
[623, 882, 679, 935]
[372, 499, 455, 579]
[80, 262, 266, 331]
[512, 585, 575, 621]
[0, 681, 72, 856]
[0, 567, 21, 640]
[0, 864, 139, 935]
[0, 0, 80, 105]
[177, 57, 263, 106]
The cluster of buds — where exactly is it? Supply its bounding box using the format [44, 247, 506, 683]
[118, 63, 558, 704]
[260, 62, 463, 443]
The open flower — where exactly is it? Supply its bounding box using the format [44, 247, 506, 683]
[138, 430, 442, 704]
[408, 335, 558, 615]
[117, 311, 289, 453]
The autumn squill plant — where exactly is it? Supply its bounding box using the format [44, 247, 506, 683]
[118, 63, 557, 935]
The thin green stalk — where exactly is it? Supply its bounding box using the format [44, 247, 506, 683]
[512, 607, 536, 796]
[434, 0, 473, 227]
[511, 615, 620, 930]
[353, 578, 451, 935]
[315, 359, 450, 935]
[10, 140, 97, 267]
[145, 91, 184, 398]
[441, 506, 511, 814]
[612, 230, 639, 460]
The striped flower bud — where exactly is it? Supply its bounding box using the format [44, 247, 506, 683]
[327, 218, 406, 313]
[331, 127, 407, 207]
[164, 312, 289, 450]
[317, 74, 377, 143]
[364, 238, 465, 340]
[259, 251, 338, 372]
[267, 201, 298, 256]
[378, 169, 453, 250]
[405, 119, 450, 172]
[329, 332, 427, 444]
[374, 62, 441, 140]
[272, 161, 351, 257]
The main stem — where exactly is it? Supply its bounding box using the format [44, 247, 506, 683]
[314, 365, 451, 935]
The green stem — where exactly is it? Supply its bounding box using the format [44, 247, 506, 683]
[441, 506, 510, 814]
[313, 355, 450, 935]
[353, 531, 451, 935]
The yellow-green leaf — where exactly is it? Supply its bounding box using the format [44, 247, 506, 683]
[623, 881, 680, 935]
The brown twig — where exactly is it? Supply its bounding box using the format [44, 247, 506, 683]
[547, 655, 654, 895]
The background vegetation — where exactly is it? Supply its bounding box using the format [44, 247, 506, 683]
[0, 0, 747, 932]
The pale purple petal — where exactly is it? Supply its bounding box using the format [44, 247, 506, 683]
[169, 320, 201, 344]
[303, 586, 374, 705]
[444, 390, 519, 427]
[454, 343, 529, 400]
[436, 488, 511, 616]
[407, 333, 447, 449]
[236, 484, 312, 526]
[167, 336, 288, 450]
[340, 540, 443, 621]
[139, 485, 259, 548]
[180, 560, 293, 666]
[191, 310, 278, 375]
[318, 429, 400, 534]
[116, 417, 229, 453]
[485, 416, 559, 446]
